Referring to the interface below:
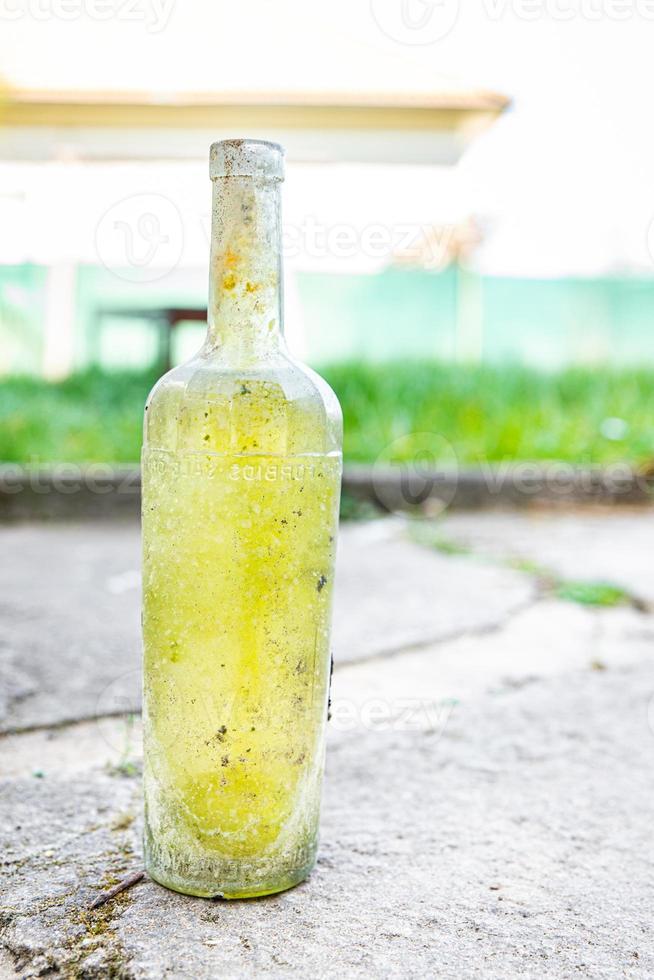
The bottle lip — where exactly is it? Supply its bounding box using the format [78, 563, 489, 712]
[209, 139, 285, 182]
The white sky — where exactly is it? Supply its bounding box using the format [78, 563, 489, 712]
[1, 0, 654, 276]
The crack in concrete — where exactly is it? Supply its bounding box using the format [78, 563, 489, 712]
[0, 708, 139, 740]
[336, 589, 543, 670]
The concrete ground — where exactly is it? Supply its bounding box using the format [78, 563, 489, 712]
[1, 510, 653, 979]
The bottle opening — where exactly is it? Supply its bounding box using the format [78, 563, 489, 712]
[209, 139, 285, 182]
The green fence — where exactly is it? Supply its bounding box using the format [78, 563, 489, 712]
[3, 263, 654, 374]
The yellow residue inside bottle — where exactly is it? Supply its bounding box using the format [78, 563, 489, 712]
[142, 379, 341, 897]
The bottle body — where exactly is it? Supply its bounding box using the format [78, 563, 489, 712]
[141, 141, 342, 898]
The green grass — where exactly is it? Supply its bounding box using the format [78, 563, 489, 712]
[0, 368, 160, 464]
[409, 517, 637, 608]
[554, 580, 632, 608]
[1, 361, 654, 465]
[406, 521, 473, 556]
[325, 361, 654, 466]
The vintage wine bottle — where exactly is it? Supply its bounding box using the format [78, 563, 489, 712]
[141, 140, 342, 898]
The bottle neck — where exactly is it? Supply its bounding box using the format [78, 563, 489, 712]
[206, 176, 284, 360]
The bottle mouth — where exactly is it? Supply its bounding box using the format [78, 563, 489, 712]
[209, 139, 285, 182]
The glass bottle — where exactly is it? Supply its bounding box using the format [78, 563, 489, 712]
[141, 140, 342, 898]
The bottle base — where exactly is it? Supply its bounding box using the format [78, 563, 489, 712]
[145, 858, 314, 900]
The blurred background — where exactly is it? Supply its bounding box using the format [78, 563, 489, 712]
[2, 1, 654, 473]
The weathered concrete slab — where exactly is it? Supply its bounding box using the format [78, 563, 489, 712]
[439, 510, 654, 605]
[0, 522, 142, 734]
[331, 520, 534, 663]
[332, 599, 654, 728]
[2, 656, 653, 979]
[0, 521, 534, 732]
[3, 511, 654, 977]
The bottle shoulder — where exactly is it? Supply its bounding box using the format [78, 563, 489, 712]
[144, 352, 342, 457]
